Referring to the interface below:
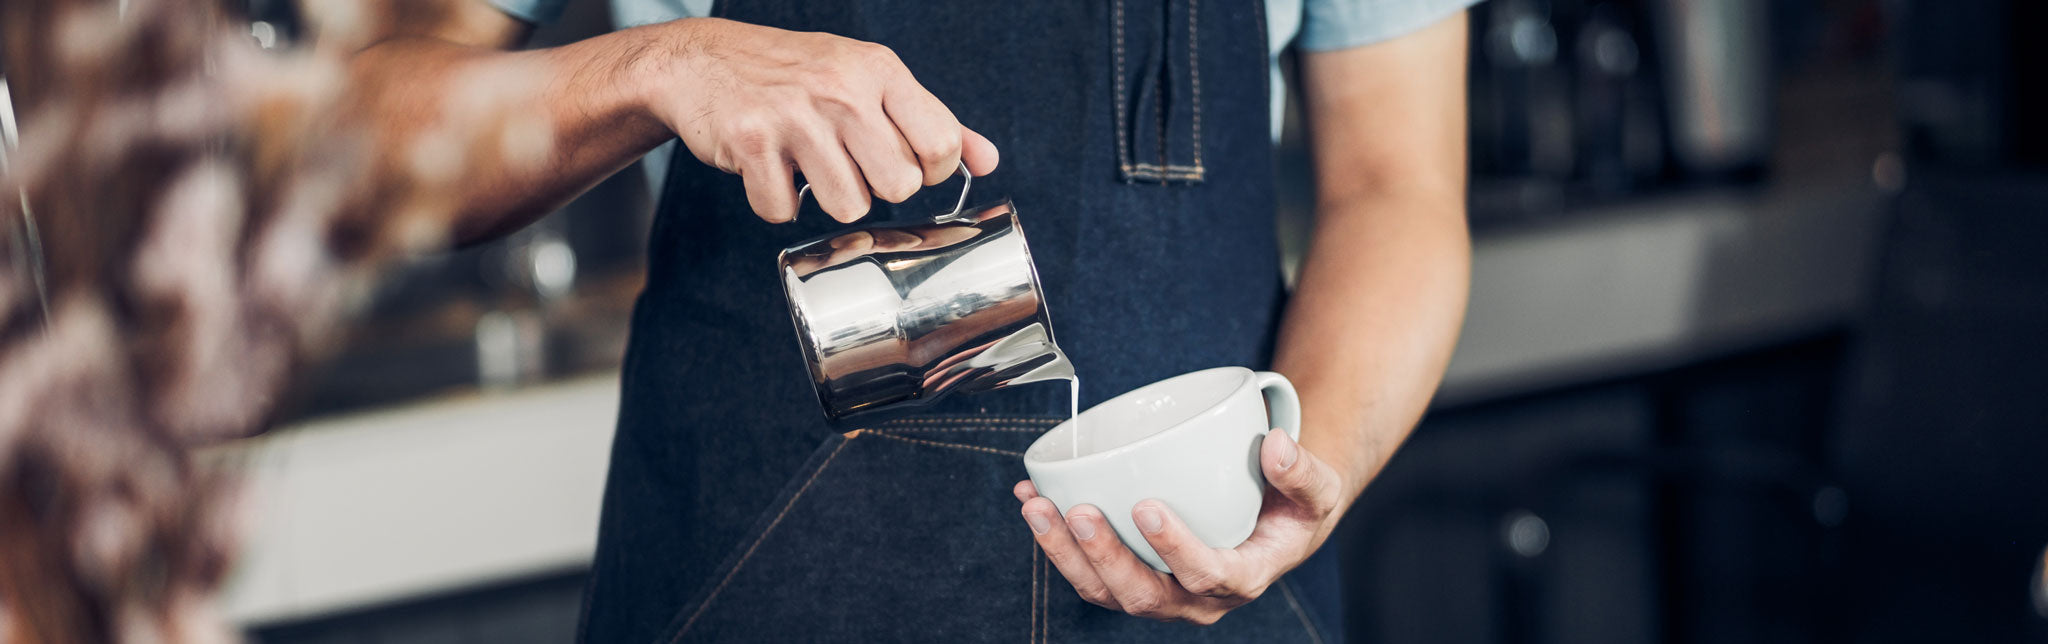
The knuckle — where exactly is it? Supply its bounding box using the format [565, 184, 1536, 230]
[1084, 549, 1120, 570]
[1153, 539, 1191, 562]
[803, 65, 859, 98]
[1310, 478, 1341, 516]
[1186, 613, 1221, 627]
[829, 201, 871, 222]
[917, 133, 963, 162]
[859, 42, 901, 66]
[1121, 592, 1164, 616]
[811, 80, 860, 112]
[1079, 588, 1116, 607]
[1236, 584, 1268, 603]
[814, 189, 865, 219]
[874, 175, 917, 203]
[1313, 499, 1338, 520]
[1178, 570, 1231, 597]
[1044, 547, 1083, 569]
[725, 120, 776, 158]
[1280, 466, 1322, 498]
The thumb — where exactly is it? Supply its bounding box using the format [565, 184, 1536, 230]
[1260, 428, 1341, 519]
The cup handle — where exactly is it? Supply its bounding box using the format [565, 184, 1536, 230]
[1253, 371, 1301, 441]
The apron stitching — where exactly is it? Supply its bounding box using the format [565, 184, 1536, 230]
[1277, 578, 1328, 644]
[1112, 0, 1130, 177]
[872, 422, 1056, 428]
[874, 427, 1048, 434]
[1123, 164, 1205, 174]
[1189, 0, 1204, 171]
[1154, 7, 1168, 176]
[1120, 165, 1207, 181]
[1126, 162, 1205, 172]
[1040, 548, 1051, 644]
[668, 436, 855, 643]
[864, 430, 1026, 457]
[881, 416, 1062, 426]
[1031, 544, 1040, 644]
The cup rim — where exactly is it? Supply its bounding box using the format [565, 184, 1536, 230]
[1024, 366, 1253, 466]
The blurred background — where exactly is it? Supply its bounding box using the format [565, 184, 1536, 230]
[210, 0, 2048, 642]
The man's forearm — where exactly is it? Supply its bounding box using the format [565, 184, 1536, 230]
[1272, 191, 1470, 507]
[342, 12, 1001, 240]
[345, 25, 673, 243]
[1282, 10, 1472, 518]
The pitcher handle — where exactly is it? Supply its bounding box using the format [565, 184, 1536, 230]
[796, 161, 973, 223]
[1253, 371, 1301, 441]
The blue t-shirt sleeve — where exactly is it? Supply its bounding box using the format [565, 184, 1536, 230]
[1297, 0, 1483, 52]
[489, 0, 571, 24]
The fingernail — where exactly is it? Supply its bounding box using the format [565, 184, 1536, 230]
[1277, 432, 1299, 470]
[1070, 515, 1097, 541]
[1025, 512, 1050, 535]
[1135, 505, 1163, 534]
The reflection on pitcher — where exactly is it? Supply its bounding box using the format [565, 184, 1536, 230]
[779, 200, 1069, 420]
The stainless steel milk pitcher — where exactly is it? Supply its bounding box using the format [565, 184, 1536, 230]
[778, 164, 1071, 420]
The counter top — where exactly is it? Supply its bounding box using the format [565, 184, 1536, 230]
[1438, 185, 1885, 404]
[219, 375, 619, 626]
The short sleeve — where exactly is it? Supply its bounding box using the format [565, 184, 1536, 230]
[1297, 0, 1482, 52]
[489, 0, 571, 24]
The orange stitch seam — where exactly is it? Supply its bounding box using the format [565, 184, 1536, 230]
[866, 431, 1025, 457]
[670, 435, 857, 642]
[1121, 162, 1206, 174]
[1120, 166, 1207, 182]
[1030, 544, 1040, 644]
[1154, 2, 1168, 174]
[1113, 0, 1130, 175]
[1128, 162, 1205, 173]
[1121, 170, 1206, 179]
[1188, 0, 1203, 171]
[873, 427, 1048, 434]
[877, 421, 1055, 428]
[881, 416, 1061, 426]
[1041, 550, 1051, 644]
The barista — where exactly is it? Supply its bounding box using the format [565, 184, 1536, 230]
[342, 0, 1474, 639]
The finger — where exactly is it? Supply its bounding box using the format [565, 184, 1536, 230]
[738, 158, 798, 223]
[792, 127, 872, 223]
[1022, 497, 1119, 611]
[840, 107, 923, 204]
[880, 79, 965, 186]
[1013, 480, 1039, 504]
[1133, 500, 1248, 599]
[960, 125, 1000, 177]
[1260, 429, 1343, 519]
[1067, 505, 1183, 620]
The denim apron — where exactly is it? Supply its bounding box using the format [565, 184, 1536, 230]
[579, 0, 1341, 641]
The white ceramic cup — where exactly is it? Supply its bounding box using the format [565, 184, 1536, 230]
[1023, 366, 1301, 572]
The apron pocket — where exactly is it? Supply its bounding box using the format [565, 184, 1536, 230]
[1114, 0, 1207, 184]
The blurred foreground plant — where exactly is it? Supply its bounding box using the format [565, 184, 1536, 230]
[0, 0, 552, 641]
